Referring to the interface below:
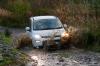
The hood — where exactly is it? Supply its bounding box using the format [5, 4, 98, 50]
[32, 28, 65, 37]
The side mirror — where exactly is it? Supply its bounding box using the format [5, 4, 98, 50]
[63, 24, 67, 28]
[25, 27, 30, 31]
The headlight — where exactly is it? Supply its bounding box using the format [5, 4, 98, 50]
[33, 35, 41, 39]
[61, 32, 69, 37]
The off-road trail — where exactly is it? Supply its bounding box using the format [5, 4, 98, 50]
[23, 48, 100, 66]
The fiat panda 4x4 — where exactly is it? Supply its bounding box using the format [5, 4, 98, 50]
[26, 16, 69, 49]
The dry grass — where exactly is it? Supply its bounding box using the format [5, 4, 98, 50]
[63, 26, 96, 49]
[0, 8, 14, 17]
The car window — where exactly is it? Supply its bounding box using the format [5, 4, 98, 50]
[33, 19, 62, 30]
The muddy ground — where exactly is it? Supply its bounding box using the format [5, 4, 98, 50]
[21, 47, 100, 66]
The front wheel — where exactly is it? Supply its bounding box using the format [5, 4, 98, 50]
[32, 41, 36, 49]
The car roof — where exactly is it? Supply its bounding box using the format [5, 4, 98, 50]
[30, 16, 57, 20]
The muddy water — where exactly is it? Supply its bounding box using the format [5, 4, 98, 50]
[25, 49, 62, 66]
[23, 48, 100, 66]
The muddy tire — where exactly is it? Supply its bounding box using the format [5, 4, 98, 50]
[32, 42, 36, 49]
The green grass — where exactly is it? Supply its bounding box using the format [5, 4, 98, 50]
[3, 36, 12, 45]
[0, 32, 12, 45]
[0, 33, 13, 66]
[0, 57, 13, 66]
[0, 33, 30, 66]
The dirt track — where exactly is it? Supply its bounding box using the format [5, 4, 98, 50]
[22, 47, 100, 66]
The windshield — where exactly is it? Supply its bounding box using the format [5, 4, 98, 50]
[33, 19, 63, 30]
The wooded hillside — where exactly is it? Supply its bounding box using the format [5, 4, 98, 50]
[0, 0, 100, 28]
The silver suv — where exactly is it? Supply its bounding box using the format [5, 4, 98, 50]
[26, 16, 69, 49]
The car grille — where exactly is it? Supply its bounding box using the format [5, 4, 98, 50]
[54, 39, 60, 42]
[42, 35, 61, 38]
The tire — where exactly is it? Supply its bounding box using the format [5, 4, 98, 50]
[32, 42, 36, 49]
[43, 41, 49, 51]
[39, 46, 43, 49]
